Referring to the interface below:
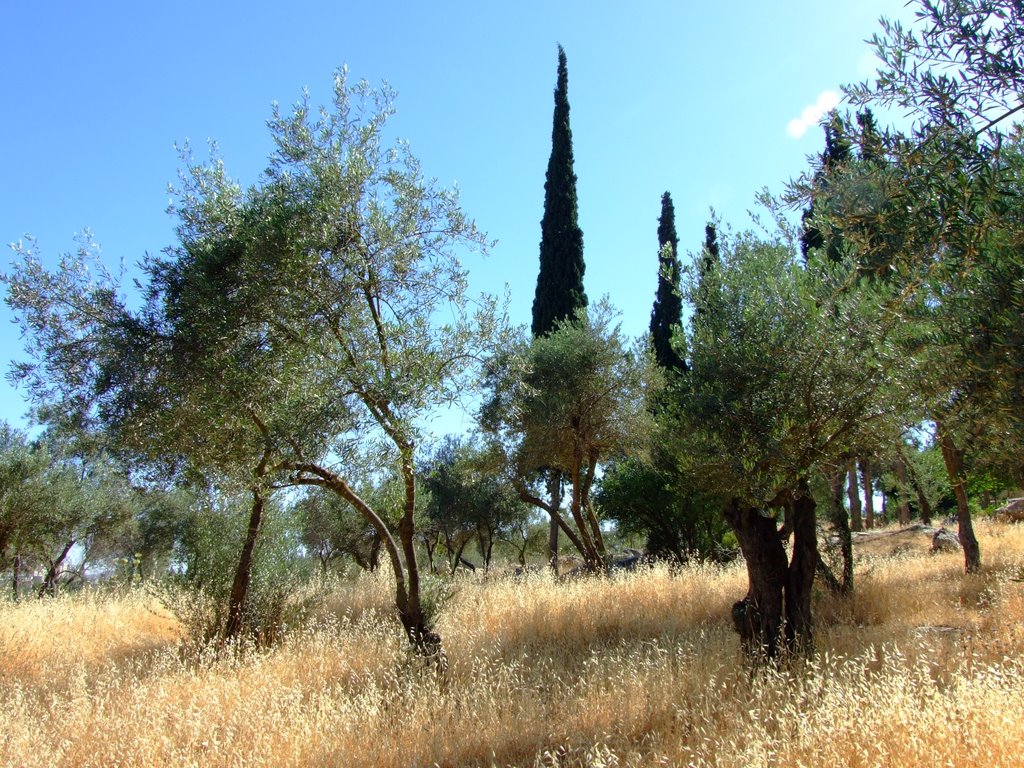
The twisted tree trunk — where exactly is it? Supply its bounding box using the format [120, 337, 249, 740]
[785, 483, 817, 655]
[729, 482, 819, 663]
[937, 423, 981, 574]
[39, 538, 76, 598]
[726, 499, 788, 661]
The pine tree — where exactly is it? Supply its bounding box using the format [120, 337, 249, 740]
[532, 45, 587, 338]
[649, 192, 687, 373]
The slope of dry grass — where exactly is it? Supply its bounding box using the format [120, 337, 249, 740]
[2, 520, 1023, 767]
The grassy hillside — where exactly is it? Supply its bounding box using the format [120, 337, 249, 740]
[2, 521, 1023, 767]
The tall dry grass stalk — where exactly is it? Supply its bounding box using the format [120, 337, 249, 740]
[2, 520, 1022, 767]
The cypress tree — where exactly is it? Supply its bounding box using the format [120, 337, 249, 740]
[531, 45, 588, 571]
[532, 45, 587, 337]
[695, 222, 720, 318]
[854, 108, 894, 277]
[856, 108, 883, 164]
[701, 222, 719, 280]
[649, 192, 687, 372]
[801, 111, 851, 262]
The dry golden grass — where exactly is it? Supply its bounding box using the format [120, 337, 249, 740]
[2, 520, 1023, 767]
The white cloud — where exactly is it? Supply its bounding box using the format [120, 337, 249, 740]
[786, 91, 841, 139]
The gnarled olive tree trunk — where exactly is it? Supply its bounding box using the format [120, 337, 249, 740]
[785, 485, 817, 656]
[727, 483, 818, 662]
[726, 499, 788, 661]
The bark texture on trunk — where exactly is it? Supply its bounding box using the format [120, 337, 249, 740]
[728, 481, 820, 663]
[829, 470, 854, 594]
[224, 484, 265, 640]
[938, 425, 981, 574]
[847, 461, 863, 532]
[785, 486, 817, 656]
[726, 500, 788, 661]
[397, 447, 442, 659]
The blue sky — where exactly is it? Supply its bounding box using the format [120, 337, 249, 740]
[1, 0, 910, 432]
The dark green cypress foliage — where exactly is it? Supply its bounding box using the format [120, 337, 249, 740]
[856, 108, 884, 164]
[702, 222, 720, 274]
[801, 112, 851, 262]
[532, 45, 587, 337]
[823, 112, 852, 169]
[854, 108, 894, 277]
[695, 222, 721, 318]
[650, 192, 687, 372]
[799, 205, 825, 260]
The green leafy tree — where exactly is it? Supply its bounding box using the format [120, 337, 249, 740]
[804, 0, 1024, 571]
[420, 436, 529, 572]
[0, 423, 51, 597]
[295, 488, 382, 574]
[123, 487, 196, 582]
[595, 457, 726, 562]
[483, 303, 654, 572]
[4, 70, 498, 653]
[0, 419, 137, 598]
[847, 0, 1024, 140]
[674, 230, 906, 660]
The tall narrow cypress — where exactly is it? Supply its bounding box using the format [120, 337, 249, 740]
[649, 192, 687, 372]
[801, 111, 851, 262]
[703, 222, 720, 269]
[695, 222, 720, 318]
[532, 45, 588, 570]
[532, 45, 587, 337]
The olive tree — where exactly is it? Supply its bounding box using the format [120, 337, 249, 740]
[5, 69, 499, 652]
[482, 302, 655, 572]
[673, 230, 906, 660]
[420, 435, 529, 572]
[796, 0, 1024, 571]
